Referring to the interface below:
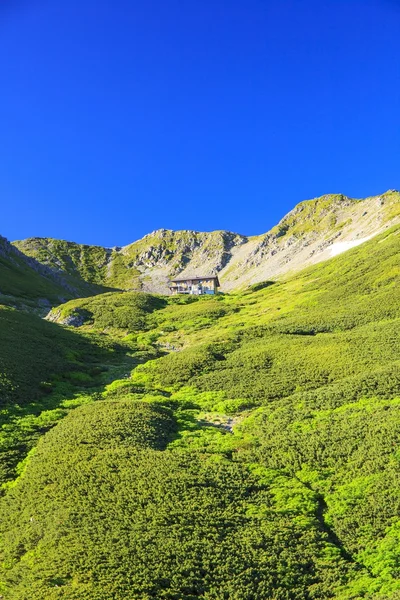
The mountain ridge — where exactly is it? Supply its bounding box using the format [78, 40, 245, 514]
[12, 189, 400, 295]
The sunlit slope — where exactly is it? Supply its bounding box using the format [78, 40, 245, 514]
[0, 401, 354, 600]
[49, 224, 400, 409]
[133, 224, 400, 404]
[47, 290, 168, 329]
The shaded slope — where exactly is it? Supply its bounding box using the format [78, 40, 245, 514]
[0, 235, 71, 310]
[0, 303, 130, 485]
[13, 237, 122, 288]
[0, 306, 107, 406]
[0, 288, 168, 486]
[0, 235, 110, 312]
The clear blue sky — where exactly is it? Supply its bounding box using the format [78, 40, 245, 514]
[1, 0, 399, 246]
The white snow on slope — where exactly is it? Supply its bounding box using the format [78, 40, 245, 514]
[329, 236, 373, 257]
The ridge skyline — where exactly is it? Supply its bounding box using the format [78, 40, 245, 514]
[12, 189, 400, 295]
[11, 189, 399, 248]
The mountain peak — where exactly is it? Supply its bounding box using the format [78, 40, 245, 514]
[142, 228, 173, 239]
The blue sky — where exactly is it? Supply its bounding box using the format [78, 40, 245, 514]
[1, 0, 399, 246]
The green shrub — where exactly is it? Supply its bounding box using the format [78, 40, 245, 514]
[0, 400, 353, 600]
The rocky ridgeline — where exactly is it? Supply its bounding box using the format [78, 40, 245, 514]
[124, 229, 247, 275]
[11, 190, 400, 294]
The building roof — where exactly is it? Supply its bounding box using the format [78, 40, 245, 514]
[170, 275, 220, 286]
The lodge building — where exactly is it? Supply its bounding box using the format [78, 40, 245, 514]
[169, 275, 220, 295]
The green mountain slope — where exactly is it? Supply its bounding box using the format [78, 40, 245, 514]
[0, 287, 167, 486]
[12, 236, 133, 290]
[0, 235, 111, 312]
[0, 235, 71, 311]
[14, 189, 400, 294]
[0, 401, 353, 600]
[0, 222, 399, 598]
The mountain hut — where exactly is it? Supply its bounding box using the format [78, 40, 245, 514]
[169, 275, 220, 295]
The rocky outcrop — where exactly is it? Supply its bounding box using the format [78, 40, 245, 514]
[46, 308, 90, 327]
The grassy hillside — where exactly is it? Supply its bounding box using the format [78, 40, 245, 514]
[48, 290, 168, 330]
[0, 235, 71, 310]
[13, 237, 113, 284]
[0, 235, 111, 312]
[0, 293, 165, 487]
[13, 236, 143, 291]
[0, 225, 399, 598]
[0, 401, 354, 600]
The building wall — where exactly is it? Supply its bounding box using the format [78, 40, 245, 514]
[170, 279, 218, 295]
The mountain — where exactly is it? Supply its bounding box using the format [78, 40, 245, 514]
[0, 233, 71, 312]
[13, 189, 400, 294]
[0, 193, 400, 599]
[0, 234, 113, 313]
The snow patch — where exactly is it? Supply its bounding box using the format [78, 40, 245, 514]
[329, 236, 373, 257]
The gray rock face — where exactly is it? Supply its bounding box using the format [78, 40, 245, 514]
[60, 313, 87, 327]
[46, 309, 88, 327]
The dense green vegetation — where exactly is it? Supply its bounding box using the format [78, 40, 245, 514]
[0, 401, 354, 600]
[0, 224, 399, 598]
[49, 291, 168, 332]
[0, 295, 163, 487]
[0, 234, 114, 315]
[13, 237, 114, 286]
[0, 236, 70, 310]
